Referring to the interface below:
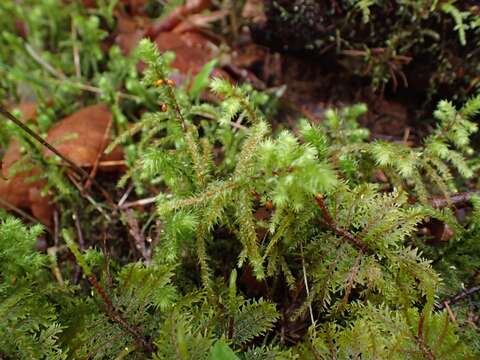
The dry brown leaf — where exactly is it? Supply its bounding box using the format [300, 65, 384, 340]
[145, 0, 211, 39]
[0, 140, 44, 210]
[154, 31, 212, 77]
[0, 103, 124, 226]
[45, 104, 123, 168]
[172, 10, 228, 34]
[152, 31, 228, 82]
[115, 14, 150, 55]
[0, 104, 52, 225]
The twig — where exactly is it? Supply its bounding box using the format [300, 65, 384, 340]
[25, 43, 66, 79]
[98, 160, 126, 169]
[65, 229, 154, 354]
[118, 182, 135, 207]
[437, 285, 480, 309]
[84, 115, 112, 189]
[0, 197, 52, 234]
[53, 209, 60, 246]
[0, 107, 115, 206]
[166, 85, 188, 130]
[443, 301, 457, 324]
[0, 107, 90, 179]
[74, 210, 85, 250]
[68, 173, 112, 222]
[300, 242, 315, 326]
[428, 191, 480, 209]
[230, 119, 248, 130]
[25, 41, 140, 102]
[101, 231, 114, 293]
[124, 209, 151, 264]
[315, 194, 370, 253]
[64, 80, 140, 102]
[402, 127, 411, 145]
[71, 16, 81, 79]
[47, 246, 65, 286]
[417, 313, 436, 360]
[73, 210, 85, 284]
[120, 196, 157, 210]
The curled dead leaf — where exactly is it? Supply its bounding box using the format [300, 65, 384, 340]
[0, 138, 51, 226]
[0, 103, 125, 226]
[151, 31, 228, 83]
[45, 104, 123, 169]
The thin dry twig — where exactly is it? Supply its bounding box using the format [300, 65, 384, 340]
[84, 115, 112, 189]
[437, 285, 480, 309]
[443, 301, 457, 324]
[25, 41, 140, 101]
[120, 196, 157, 210]
[0, 197, 52, 234]
[98, 160, 126, 169]
[53, 209, 60, 246]
[25, 43, 66, 79]
[300, 242, 314, 326]
[428, 191, 480, 209]
[416, 313, 436, 360]
[71, 16, 81, 79]
[47, 246, 65, 286]
[65, 81, 140, 101]
[74, 210, 85, 250]
[118, 182, 135, 207]
[73, 210, 85, 283]
[124, 209, 151, 264]
[0, 107, 116, 206]
[68, 173, 112, 222]
[0, 107, 89, 179]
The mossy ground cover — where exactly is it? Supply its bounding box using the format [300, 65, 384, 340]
[1, 1, 480, 358]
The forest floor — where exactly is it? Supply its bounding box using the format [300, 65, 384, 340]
[2, 1, 480, 357]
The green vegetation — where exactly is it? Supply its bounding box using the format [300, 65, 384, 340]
[1, 1, 480, 359]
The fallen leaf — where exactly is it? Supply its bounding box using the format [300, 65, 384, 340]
[0, 103, 124, 226]
[153, 31, 227, 82]
[144, 0, 211, 39]
[0, 104, 52, 225]
[172, 10, 228, 34]
[45, 104, 123, 169]
[115, 13, 150, 55]
[0, 140, 45, 212]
